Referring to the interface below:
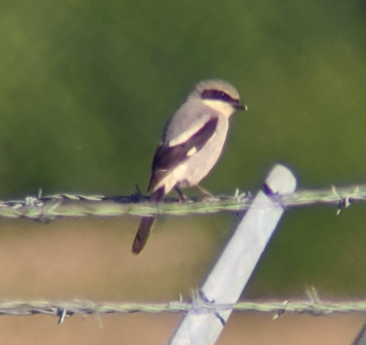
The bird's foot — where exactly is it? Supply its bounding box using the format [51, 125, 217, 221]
[195, 185, 215, 200]
[175, 187, 188, 202]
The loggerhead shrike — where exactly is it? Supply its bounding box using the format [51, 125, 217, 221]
[132, 79, 247, 254]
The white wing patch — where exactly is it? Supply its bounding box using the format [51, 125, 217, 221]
[187, 147, 197, 157]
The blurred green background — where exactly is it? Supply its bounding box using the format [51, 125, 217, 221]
[1, 0, 366, 305]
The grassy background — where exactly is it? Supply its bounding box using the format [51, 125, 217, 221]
[0, 0, 366, 343]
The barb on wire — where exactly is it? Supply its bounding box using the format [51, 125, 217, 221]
[0, 183, 365, 221]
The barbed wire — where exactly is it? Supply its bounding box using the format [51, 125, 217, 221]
[1, 297, 366, 324]
[0, 183, 363, 221]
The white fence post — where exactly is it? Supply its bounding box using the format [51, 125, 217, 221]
[169, 164, 297, 345]
[351, 319, 366, 345]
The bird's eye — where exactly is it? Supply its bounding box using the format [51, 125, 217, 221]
[213, 90, 229, 101]
[218, 91, 231, 101]
[202, 89, 233, 102]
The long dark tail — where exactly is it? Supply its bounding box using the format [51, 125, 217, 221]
[132, 187, 165, 254]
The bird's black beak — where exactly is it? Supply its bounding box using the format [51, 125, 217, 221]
[233, 100, 247, 111]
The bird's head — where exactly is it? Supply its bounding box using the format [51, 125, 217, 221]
[190, 79, 247, 117]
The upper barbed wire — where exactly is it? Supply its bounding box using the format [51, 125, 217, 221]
[0, 183, 363, 221]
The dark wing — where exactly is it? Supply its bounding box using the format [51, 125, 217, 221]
[148, 116, 218, 191]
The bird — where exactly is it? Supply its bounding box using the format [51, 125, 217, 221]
[132, 79, 247, 254]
